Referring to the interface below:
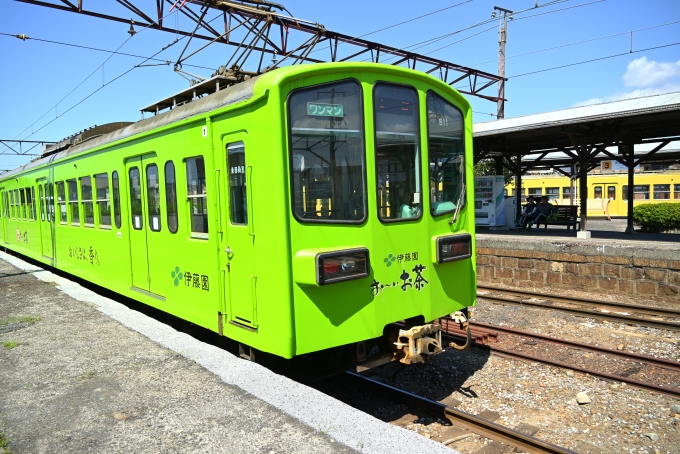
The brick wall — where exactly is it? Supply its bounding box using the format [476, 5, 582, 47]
[476, 238, 680, 303]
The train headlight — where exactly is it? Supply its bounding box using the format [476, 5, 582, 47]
[435, 234, 472, 263]
[293, 247, 370, 286]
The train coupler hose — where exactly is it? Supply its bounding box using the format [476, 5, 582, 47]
[448, 311, 472, 351]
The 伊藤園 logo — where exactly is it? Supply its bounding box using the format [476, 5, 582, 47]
[171, 266, 184, 286]
[384, 254, 396, 267]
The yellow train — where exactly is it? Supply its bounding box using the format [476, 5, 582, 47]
[506, 170, 680, 217]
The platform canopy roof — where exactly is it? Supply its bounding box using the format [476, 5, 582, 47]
[473, 91, 680, 173]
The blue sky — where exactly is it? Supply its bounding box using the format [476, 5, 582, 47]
[1, 0, 679, 170]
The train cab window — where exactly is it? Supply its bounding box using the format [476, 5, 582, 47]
[146, 164, 161, 232]
[608, 186, 616, 200]
[165, 162, 178, 234]
[95, 173, 111, 228]
[426, 91, 464, 217]
[80, 176, 94, 226]
[112, 171, 121, 229]
[56, 182, 67, 224]
[129, 167, 143, 230]
[374, 83, 421, 221]
[288, 79, 366, 223]
[674, 184, 680, 200]
[594, 186, 602, 199]
[20, 189, 26, 220]
[186, 156, 208, 236]
[634, 185, 650, 200]
[228, 142, 247, 225]
[67, 179, 80, 225]
[653, 184, 670, 200]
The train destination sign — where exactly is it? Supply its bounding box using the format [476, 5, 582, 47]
[307, 102, 343, 117]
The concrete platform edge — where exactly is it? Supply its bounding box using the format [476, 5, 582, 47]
[0, 251, 459, 454]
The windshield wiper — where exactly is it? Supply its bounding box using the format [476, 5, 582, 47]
[449, 183, 466, 225]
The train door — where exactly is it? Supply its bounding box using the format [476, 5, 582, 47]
[125, 153, 165, 297]
[1, 188, 7, 244]
[218, 134, 257, 329]
[593, 182, 619, 216]
[37, 178, 54, 259]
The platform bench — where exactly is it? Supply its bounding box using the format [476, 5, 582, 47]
[535, 205, 580, 231]
[586, 198, 611, 220]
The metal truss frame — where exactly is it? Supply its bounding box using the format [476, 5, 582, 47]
[15, 0, 505, 102]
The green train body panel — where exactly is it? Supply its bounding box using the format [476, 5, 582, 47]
[0, 63, 476, 359]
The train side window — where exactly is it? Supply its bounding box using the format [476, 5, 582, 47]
[227, 142, 247, 225]
[165, 161, 178, 234]
[48, 183, 55, 222]
[288, 79, 366, 223]
[426, 91, 465, 217]
[11, 190, 16, 219]
[374, 83, 421, 222]
[634, 185, 650, 200]
[67, 179, 80, 225]
[95, 173, 111, 228]
[15, 189, 19, 219]
[146, 164, 161, 232]
[20, 188, 26, 220]
[528, 188, 542, 198]
[545, 187, 559, 202]
[39, 185, 45, 221]
[30, 187, 37, 220]
[112, 171, 121, 229]
[80, 176, 94, 226]
[25, 187, 33, 220]
[608, 186, 616, 200]
[56, 182, 67, 224]
[594, 186, 602, 199]
[129, 167, 143, 230]
[653, 184, 670, 200]
[674, 184, 680, 200]
[185, 156, 208, 237]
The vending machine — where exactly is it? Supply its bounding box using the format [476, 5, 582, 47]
[474, 175, 506, 227]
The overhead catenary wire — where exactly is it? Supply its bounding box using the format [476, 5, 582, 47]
[468, 19, 680, 67]
[0, 32, 217, 72]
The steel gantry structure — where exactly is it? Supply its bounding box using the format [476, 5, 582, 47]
[15, 0, 505, 102]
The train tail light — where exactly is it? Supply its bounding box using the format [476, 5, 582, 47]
[317, 248, 369, 285]
[436, 234, 472, 263]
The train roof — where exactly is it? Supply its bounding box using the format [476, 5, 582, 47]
[1, 75, 261, 180]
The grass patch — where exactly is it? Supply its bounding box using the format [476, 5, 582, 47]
[76, 369, 97, 381]
[0, 316, 40, 326]
[2, 341, 18, 349]
[0, 431, 13, 454]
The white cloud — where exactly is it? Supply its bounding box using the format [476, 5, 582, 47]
[573, 56, 680, 107]
[623, 57, 680, 88]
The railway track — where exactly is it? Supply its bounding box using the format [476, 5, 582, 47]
[441, 319, 680, 398]
[346, 371, 576, 454]
[476, 285, 680, 331]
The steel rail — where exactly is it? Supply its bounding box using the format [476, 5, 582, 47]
[470, 321, 680, 371]
[346, 371, 577, 454]
[478, 285, 680, 317]
[477, 292, 680, 332]
[442, 333, 680, 398]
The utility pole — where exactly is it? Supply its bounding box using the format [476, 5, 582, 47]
[492, 6, 513, 119]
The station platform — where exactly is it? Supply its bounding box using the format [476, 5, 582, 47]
[0, 252, 456, 454]
[476, 219, 680, 303]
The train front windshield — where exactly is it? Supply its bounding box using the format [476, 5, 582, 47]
[288, 80, 366, 222]
[288, 81, 465, 222]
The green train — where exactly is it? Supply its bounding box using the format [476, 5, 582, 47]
[0, 63, 475, 367]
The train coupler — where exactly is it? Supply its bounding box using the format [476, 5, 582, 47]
[394, 323, 443, 365]
[448, 310, 472, 351]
